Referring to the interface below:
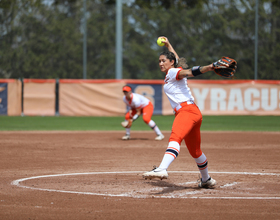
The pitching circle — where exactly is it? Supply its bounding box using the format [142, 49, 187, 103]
[11, 171, 280, 200]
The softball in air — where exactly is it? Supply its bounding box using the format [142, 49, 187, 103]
[157, 37, 165, 46]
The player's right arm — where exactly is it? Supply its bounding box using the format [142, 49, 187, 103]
[159, 36, 179, 60]
[159, 36, 214, 79]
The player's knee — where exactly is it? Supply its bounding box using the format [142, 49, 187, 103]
[143, 117, 150, 124]
[189, 149, 202, 159]
[169, 136, 183, 145]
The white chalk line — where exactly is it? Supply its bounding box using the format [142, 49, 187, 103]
[220, 182, 238, 188]
[11, 171, 280, 200]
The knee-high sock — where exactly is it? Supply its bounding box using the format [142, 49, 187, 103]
[148, 120, 162, 136]
[125, 127, 130, 135]
[158, 141, 180, 170]
[194, 153, 210, 182]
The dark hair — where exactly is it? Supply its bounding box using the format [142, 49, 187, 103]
[159, 51, 188, 69]
[160, 51, 177, 66]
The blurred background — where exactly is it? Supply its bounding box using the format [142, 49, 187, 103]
[1, 0, 279, 80]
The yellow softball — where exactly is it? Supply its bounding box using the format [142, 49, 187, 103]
[157, 37, 165, 47]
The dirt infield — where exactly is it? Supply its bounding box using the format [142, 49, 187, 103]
[1, 131, 280, 220]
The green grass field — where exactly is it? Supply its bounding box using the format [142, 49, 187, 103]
[1, 115, 279, 131]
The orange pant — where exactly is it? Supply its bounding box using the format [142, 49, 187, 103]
[169, 103, 203, 158]
[125, 102, 154, 124]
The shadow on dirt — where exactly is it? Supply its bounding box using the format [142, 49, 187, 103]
[120, 138, 150, 141]
[145, 180, 198, 195]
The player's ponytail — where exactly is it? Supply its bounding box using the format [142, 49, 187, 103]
[177, 57, 188, 69]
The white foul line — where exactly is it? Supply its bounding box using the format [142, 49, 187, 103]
[11, 171, 280, 200]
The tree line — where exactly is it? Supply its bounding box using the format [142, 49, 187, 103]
[0, 0, 279, 80]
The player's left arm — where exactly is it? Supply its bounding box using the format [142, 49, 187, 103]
[177, 64, 214, 79]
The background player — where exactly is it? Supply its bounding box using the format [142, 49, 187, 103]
[122, 85, 164, 141]
[143, 36, 217, 188]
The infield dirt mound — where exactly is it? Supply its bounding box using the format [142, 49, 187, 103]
[1, 131, 280, 220]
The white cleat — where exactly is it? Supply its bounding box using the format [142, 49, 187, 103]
[198, 177, 216, 188]
[142, 167, 168, 180]
[122, 134, 130, 140]
[155, 134, 165, 141]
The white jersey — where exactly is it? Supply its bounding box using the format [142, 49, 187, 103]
[163, 67, 194, 109]
[123, 93, 150, 109]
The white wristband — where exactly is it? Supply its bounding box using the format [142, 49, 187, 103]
[132, 114, 139, 121]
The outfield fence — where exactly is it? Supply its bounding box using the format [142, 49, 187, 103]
[0, 79, 280, 116]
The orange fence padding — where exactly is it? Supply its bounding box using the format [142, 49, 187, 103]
[59, 80, 127, 116]
[2, 79, 280, 116]
[188, 80, 280, 115]
[0, 79, 22, 116]
[23, 79, 56, 116]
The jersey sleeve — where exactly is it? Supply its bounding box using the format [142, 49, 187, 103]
[168, 68, 182, 81]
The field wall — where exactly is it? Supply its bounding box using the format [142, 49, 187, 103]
[0, 79, 279, 116]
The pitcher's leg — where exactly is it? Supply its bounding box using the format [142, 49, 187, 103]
[159, 107, 198, 169]
[158, 141, 180, 169]
[142, 141, 180, 179]
[184, 119, 210, 182]
[169, 109, 195, 144]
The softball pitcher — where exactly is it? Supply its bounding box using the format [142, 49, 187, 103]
[121, 85, 164, 141]
[143, 36, 217, 188]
